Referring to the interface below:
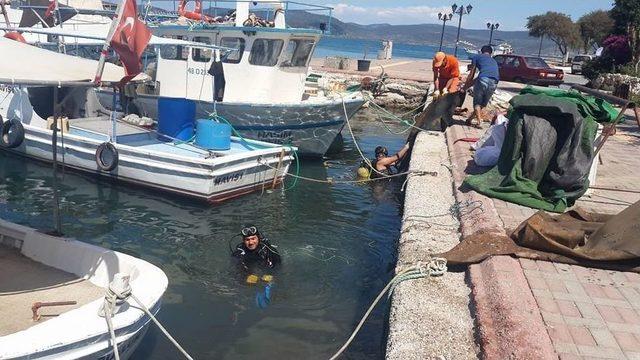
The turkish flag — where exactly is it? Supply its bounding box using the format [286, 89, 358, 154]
[108, 0, 151, 84]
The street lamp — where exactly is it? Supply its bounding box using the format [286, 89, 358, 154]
[452, 3, 473, 57]
[438, 12, 454, 51]
[487, 22, 499, 45]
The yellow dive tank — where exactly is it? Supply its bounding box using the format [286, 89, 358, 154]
[357, 160, 372, 179]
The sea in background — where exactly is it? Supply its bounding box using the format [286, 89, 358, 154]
[314, 36, 472, 60]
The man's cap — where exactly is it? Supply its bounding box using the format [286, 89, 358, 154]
[433, 52, 446, 67]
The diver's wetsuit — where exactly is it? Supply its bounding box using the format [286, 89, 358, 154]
[232, 239, 281, 269]
[370, 159, 397, 179]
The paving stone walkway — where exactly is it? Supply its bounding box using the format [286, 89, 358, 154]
[447, 97, 640, 359]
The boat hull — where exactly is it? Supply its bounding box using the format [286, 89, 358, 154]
[2, 125, 291, 203]
[97, 91, 365, 157]
[0, 219, 168, 359]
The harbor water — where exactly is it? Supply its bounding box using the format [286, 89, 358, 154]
[0, 110, 408, 359]
[315, 36, 471, 60]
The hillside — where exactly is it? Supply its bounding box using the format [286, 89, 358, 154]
[285, 10, 557, 55]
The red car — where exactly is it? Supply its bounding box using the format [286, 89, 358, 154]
[494, 54, 564, 86]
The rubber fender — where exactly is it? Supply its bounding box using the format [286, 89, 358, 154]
[95, 142, 119, 171]
[1, 119, 25, 148]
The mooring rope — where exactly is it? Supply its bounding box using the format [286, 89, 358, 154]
[101, 277, 194, 360]
[328, 258, 447, 360]
[257, 157, 434, 185]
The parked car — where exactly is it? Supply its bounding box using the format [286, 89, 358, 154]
[571, 54, 594, 74]
[494, 54, 564, 86]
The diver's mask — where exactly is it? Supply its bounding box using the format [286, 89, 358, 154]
[241, 226, 259, 237]
[375, 146, 388, 158]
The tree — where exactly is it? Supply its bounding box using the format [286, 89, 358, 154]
[611, 0, 640, 69]
[577, 10, 614, 53]
[527, 12, 580, 63]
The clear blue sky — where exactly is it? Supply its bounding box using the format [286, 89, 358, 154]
[324, 0, 613, 30]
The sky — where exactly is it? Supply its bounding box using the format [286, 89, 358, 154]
[323, 0, 613, 30]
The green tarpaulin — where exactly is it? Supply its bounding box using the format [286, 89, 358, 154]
[464, 87, 619, 212]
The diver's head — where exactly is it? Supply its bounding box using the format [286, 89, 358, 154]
[241, 225, 261, 250]
[375, 146, 388, 159]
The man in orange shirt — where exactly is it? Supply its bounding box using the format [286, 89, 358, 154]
[432, 51, 460, 96]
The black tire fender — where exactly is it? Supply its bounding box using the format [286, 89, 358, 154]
[1, 118, 25, 148]
[95, 142, 118, 171]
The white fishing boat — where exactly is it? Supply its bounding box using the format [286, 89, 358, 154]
[104, 0, 364, 157]
[0, 218, 168, 359]
[5, 0, 364, 156]
[0, 36, 294, 203]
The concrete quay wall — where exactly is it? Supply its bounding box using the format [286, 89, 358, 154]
[385, 131, 478, 360]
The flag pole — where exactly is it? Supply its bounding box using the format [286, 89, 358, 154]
[93, 0, 126, 85]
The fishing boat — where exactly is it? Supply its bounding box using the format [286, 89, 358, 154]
[102, 0, 365, 157]
[6, 0, 364, 157]
[0, 217, 168, 359]
[0, 36, 294, 203]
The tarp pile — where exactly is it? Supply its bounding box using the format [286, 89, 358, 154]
[465, 87, 619, 212]
[442, 200, 640, 272]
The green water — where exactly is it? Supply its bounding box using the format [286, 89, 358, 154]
[0, 111, 409, 359]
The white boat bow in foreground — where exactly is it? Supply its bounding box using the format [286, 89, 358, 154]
[0, 218, 168, 359]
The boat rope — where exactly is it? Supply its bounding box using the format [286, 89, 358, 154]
[328, 258, 447, 360]
[339, 94, 388, 178]
[257, 157, 434, 185]
[101, 277, 194, 360]
[362, 92, 432, 134]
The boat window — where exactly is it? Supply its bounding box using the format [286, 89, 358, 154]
[159, 35, 188, 61]
[220, 37, 245, 64]
[249, 38, 284, 66]
[192, 36, 212, 62]
[281, 39, 315, 67]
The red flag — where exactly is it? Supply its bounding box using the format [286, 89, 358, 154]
[108, 0, 151, 84]
[44, 0, 56, 19]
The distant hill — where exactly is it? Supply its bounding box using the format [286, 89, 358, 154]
[134, 4, 558, 55]
[285, 10, 557, 56]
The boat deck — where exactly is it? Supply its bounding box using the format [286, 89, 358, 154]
[68, 117, 263, 159]
[0, 245, 103, 336]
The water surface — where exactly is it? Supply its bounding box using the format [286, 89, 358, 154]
[0, 111, 409, 359]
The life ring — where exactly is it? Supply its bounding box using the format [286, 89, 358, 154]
[3, 32, 26, 43]
[178, 0, 216, 23]
[95, 142, 119, 171]
[1, 119, 25, 148]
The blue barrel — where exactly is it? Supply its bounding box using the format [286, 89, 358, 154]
[195, 119, 232, 150]
[157, 97, 195, 141]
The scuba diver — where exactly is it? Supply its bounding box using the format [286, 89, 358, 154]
[358, 143, 410, 179]
[232, 225, 281, 271]
[231, 225, 280, 309]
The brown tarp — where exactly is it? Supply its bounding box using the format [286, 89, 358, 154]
[441, 200, 640, 272]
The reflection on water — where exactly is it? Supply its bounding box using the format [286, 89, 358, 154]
[0, 111, 407, 359]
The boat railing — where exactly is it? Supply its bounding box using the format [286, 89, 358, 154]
[11, 0, 333, 33]
[141, 0, 333, 33]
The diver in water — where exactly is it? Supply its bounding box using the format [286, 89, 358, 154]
[232, 225, 281, 271]
[368, 143, 410, 179]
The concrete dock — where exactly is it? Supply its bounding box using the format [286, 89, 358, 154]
[385, 131, 478, 359]
[344, 57, 640, 359]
